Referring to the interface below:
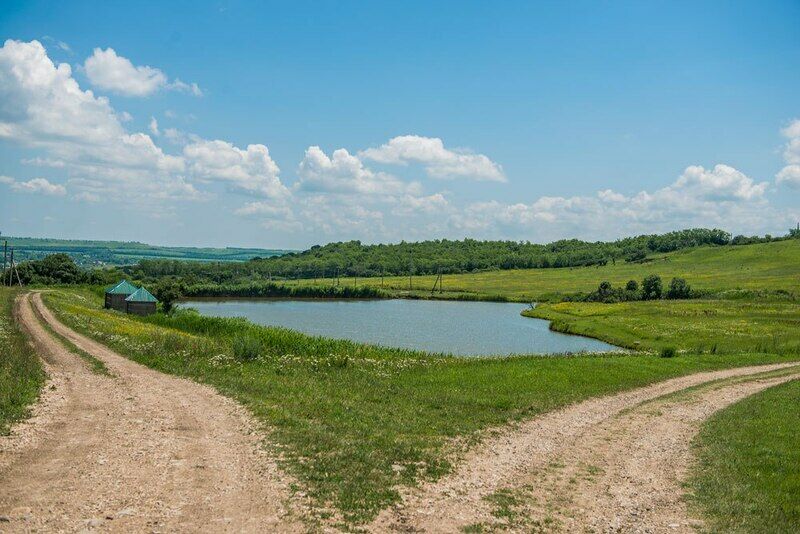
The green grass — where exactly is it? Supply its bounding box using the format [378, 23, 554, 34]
[283, 240, 800, 302]
[689, 379, 800, 533]
[42, 288, 800, 526]
[0, 288, 45, 435]
[524, 299, 800, 353]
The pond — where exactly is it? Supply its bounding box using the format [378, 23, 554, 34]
[180, 298, 619, 357]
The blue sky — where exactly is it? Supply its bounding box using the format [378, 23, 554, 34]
[1, 0, 798, 248]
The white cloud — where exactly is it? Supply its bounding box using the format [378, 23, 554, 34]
[777, 165, 800, 188]
[392, 193, 450, 215]
[777, 120, 800, 187]
[297, 146, 420, 196]
[42, 36, 71, 53]
[360, 135, 505, 182]
[0, 40, 289, 212]
[669, 164, 767, 201]
[149, 117, 159, 136]
[83, 47, 202, 97]
[1, 176, 66, 196]
[183, 139, 289, 199]
[449, 164, 785, 240]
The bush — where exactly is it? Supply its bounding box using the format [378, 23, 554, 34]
[232, 334, 263, 361]
[625, 280, 639, 292]
[660, 347, 677, 358]
[625, 248, 647, 263]
[666, 277, 691, 299]
[642, 274, 663, 300]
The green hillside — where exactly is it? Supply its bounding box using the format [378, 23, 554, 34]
[1, 236, 292, 267]
[302, 239, 799, 301]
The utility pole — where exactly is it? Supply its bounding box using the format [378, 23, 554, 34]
[8, 248, 14, 287]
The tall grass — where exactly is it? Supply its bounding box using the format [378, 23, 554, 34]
[0, 289, 45, 434]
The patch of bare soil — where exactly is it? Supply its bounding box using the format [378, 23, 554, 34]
[0, 292, 304, 532]
[372, 362, 799, 533]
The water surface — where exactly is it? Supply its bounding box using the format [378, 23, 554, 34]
[181, 298, 618, 356]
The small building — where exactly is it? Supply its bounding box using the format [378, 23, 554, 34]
[125, 286, 158, 316]
[105, 280, 138, 311]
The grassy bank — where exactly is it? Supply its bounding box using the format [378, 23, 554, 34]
[689, 379, 800, 533]
[524, 299, 800, 353]
[0, 288, 45, 435]
[42, 288, 800, 526]
[282, 240, 800, 302]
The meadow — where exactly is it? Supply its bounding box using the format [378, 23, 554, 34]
[281, 239, 800, 302]
[42, 288, 800, 526]
[690, 379, 800, 533]
[524, 299, 800, 353]
[0, 288, 45, 435]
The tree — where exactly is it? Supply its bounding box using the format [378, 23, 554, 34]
[666, 277, 691, 299]
[625, 280, 639, 292]
[597, 281, 613, 300]
[15, 253, 83, 285]
[641, 274, 663, 300]
[153, 280, 183, 313]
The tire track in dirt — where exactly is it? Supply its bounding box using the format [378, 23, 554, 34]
[372, 361, 800, 532]
[0, 292, 304, 532]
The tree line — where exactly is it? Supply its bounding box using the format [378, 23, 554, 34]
[127, 228, 745, 283]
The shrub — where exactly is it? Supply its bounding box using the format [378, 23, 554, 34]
[625, 248, 647, 263]
[625, 280, 639, 292]
[642, 274, 663, 300]
[666, 277, 691, 299]
[660, 347, 677, 358]
[232, 334, 263, 361]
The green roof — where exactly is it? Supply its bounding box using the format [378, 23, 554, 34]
[106, 280, 138, 295]
[125, 286, 158, 303]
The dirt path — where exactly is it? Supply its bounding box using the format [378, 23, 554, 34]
[373, 362, 800, 533]
[0, 293, 304, 532]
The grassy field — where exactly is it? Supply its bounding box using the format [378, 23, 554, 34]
[42, 288, 800, 526]
[283, 240, 800, 301]
[689, 378, 800, 533]
[4, 235, 291, 266]
[0, 288, 45, 435]
[524, 299, 800, 353]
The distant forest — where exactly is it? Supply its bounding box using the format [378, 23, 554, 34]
[127, 228, 799, 283]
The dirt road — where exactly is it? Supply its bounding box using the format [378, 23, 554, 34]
[373, 362, 799, 532]
[0, 293, 303, 532]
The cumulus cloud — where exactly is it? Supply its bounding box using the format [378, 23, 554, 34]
[184, 139, 289, 198]
[1, 175, 66, 196]
[669, 164, 767, 201]
[450, 164, 784, 240]
[360, 135, 505, 182]
[297, 146, 420, 196]
[0, 39, 287, 211]
[777, 119, 800, 188]
[83, 47, 202, 97]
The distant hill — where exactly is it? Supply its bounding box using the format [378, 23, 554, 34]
[0, 236, 292, 267]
